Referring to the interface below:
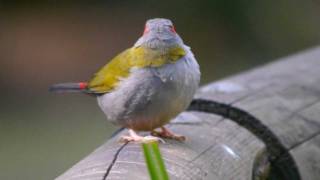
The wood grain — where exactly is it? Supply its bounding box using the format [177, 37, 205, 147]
[56, 47, 320, 180]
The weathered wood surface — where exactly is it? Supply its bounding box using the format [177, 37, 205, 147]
[56, 47, 320, 180]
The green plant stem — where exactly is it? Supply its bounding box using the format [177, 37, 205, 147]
[142, 140, 169, 180]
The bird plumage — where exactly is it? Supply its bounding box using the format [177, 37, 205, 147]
[49, 82, 88, 93]
[50, 18, 200, 141]
[97, 45, 199, 131]
[87, 46, 186, 94]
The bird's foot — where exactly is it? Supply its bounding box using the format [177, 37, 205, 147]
[119, 129, 164, 143]
[151, 127, 186, 141]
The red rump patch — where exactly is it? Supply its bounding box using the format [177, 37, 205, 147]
[79, 82, 88, 89]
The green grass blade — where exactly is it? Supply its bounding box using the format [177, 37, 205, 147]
[142, 140, 169, 180]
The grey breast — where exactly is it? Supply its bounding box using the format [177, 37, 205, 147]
[97, 48, 200, 130]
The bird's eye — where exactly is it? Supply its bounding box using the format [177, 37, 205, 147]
[170, 25, 176, 33]
[143, 25, 149, 35]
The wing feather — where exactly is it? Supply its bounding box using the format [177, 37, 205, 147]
[87, 46, 186, 94]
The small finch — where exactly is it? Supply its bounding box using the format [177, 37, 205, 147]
[50, 18, 200, 142]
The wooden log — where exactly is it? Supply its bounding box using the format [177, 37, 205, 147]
[56, 47, 320, 180]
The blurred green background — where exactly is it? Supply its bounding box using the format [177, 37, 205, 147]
[0, 1, 319, 179]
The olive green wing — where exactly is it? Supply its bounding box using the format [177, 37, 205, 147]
[87, 48, 133, 94]
[87, 46, 186, 94]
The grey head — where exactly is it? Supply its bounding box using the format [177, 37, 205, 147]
[134, 18, 184, 49]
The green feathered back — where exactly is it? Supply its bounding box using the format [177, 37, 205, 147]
[87, 46, 186, 94]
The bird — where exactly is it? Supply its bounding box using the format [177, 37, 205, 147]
[50, 18, 200, 143]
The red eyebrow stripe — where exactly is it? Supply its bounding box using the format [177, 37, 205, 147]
[79, 82, 88, 89]
[143, 25, 149, 35]
[170, 26, 176, 33]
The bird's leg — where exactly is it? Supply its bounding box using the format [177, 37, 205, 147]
[151, 127, 186, 141]
[120, 129, 143, 142]
[120, 129, 164, 143]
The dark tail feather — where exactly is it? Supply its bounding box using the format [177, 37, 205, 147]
[49, 82, 88, 93]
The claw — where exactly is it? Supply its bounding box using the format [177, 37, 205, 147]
[119, 129, 165, 143]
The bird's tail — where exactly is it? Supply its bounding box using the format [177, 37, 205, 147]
[49, 82, 88, 93]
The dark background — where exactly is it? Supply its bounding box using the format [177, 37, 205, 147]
[0, 1, 319, 179]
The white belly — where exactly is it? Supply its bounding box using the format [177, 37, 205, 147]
[97, 48, 200, 131]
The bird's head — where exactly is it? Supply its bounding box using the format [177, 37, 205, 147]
[135, 18, 183, 49]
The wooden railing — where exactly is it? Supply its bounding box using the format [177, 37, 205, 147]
[56, 47, 320, 180]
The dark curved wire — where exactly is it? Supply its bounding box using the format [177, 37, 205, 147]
[187, 99, 301, 180]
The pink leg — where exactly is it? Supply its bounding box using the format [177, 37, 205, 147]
[120, 129, 164, 143]
[151, 127, 186, 141]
